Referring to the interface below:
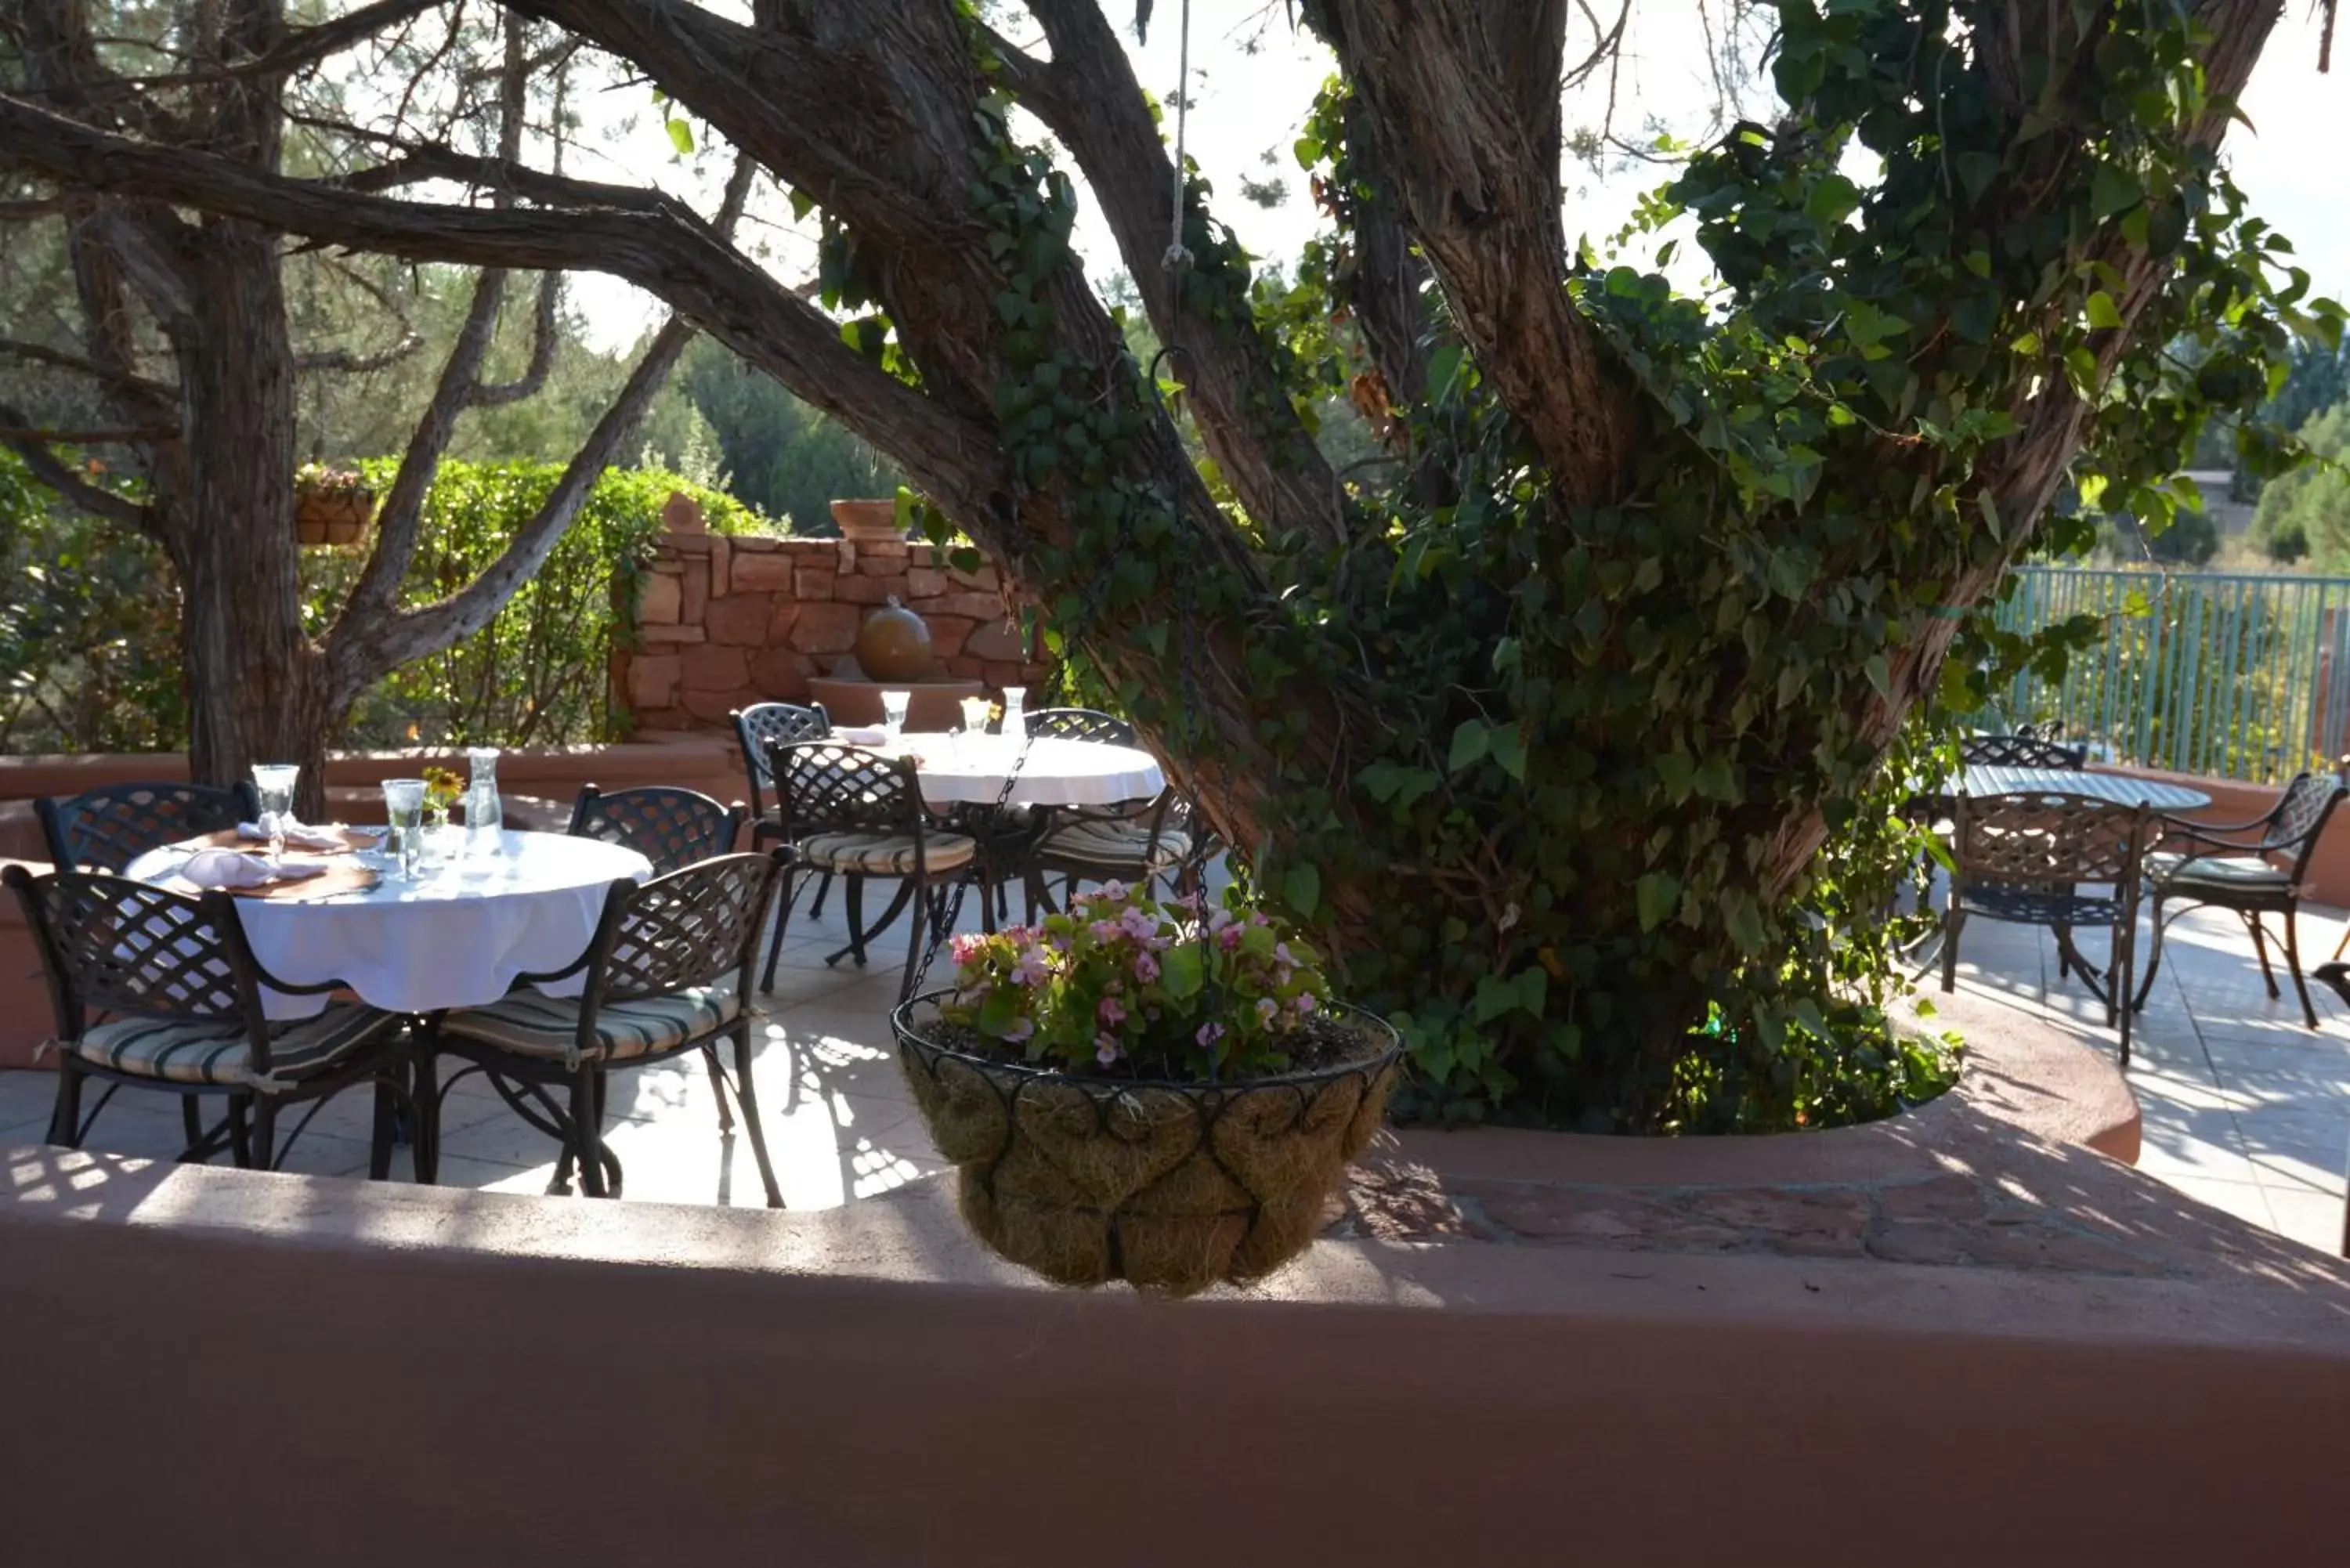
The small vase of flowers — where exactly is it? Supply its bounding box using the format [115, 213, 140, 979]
[420, 765, 464, 852]
[891, 881, 1399, 1296]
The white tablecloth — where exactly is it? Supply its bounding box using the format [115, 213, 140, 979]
[126, 830, 653, 1021]
[895, 734, 1165, 809]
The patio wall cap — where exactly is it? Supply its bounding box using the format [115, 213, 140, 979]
[0, 736, 739, 800]
[6, 1138, 2347, 1357]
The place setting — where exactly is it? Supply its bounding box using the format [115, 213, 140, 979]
[143, 763, 387, 901]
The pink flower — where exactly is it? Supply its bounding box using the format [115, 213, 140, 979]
[1274, 941, 1296, 966]
[1101, 880, 1130, 901]
[1218, 924, 1243, 952]
[1274, 966, 1292, 988]
[1119, 905, 1159, 941]
[1088, 919, 1121, 943]
[1133, 951, 1159, 982]
[1255, 996, 1278, 1026]
[1095, 1034, 1122, 1066]
[1002, 1016, 1035, 1043]
[1250, 912, 1271, 927]
[1196, 1022, 1225, 1049]
[1294, 992, 1318, 1016]
[1207, 907, 1236, 933]
[1013, 945, 1050, 986]
[1098, 995, 1127, 1024]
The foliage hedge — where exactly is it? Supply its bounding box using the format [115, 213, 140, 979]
[2, 454, 767, 753]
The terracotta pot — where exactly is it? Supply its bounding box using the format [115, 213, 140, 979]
[830, 498, 906, 542]
[295, 490, 374, 547]
[893, 995, 1401, 1296]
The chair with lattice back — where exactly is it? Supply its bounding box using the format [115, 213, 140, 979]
[418, 849, 790, 1205]
[1015, 709, 1192, 919]
[2135, 769, 2347, 1029]
[1958, 733, 2088, 771]
[38, 780, 262, 872]
[2, 864, 413, 1171]
[759, 740, 977, 1001]
[1942, 789, 2152, 1064]
[734, 703, 837, 917]
[566, 784, 746, 876]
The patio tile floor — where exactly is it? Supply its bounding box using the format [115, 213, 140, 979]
[3, 880, 2346, 1259]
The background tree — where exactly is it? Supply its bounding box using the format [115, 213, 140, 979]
[0, 0, 2335, 1125]
[0, 1, 734, 810]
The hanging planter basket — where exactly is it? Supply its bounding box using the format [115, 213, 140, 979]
[295, 486, 374, 547]
[893, 992, 1402, 1297]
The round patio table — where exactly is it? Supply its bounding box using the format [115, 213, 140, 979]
[887, 732, 1166, 810]
[126, 829, 653, 1021]
[1954, 765, 2211, 813]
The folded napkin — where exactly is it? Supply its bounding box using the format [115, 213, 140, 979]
[838, 725, 891, 746]
[238, 820, 349, 851]
[180, 848, 328, 890]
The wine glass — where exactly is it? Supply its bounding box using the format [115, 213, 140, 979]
[251, 763, 299, 865]
[959, 695, 992, 736]
[881, 689, 911, 740]
[381, 778, 427, 881]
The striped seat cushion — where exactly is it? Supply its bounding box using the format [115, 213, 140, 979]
[797, 829, 974, 876]
[1040, 820, 1192, 873]
[75, 1003, 403, 1088]
[439, 982, 743, 1063]
[2148, 851, 2288, 891]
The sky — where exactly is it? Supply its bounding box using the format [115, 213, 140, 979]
[567, 4, 2350, 353]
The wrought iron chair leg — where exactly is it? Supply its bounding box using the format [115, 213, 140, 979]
[845, 873, 869, 966]
[2132, 898, 2170, 1012]
[250, 1097, 278, 1172]
[369, 1078, 399, 1180]
[898, 872, 929, 1005]
[181, 1095, 204, 1156]
[730, 1021, 784, 1209]
[826, 876, 914, 967]
[760, 867, 799, 992]
[1940, 907, 1965, 993]
[2285, 904, 2318, 1029]
[2247, 910, 2281, 998]
[570, 1071, 609, 1199]
[226, 1097, 253, 1167]
[702, 1044, 736, 1133]
[47, 1060, 83, 1147]
[2115, 916, 2135, 1067]
[810, 870, 833, 919]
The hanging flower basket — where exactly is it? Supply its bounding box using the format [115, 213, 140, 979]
[891, 887, 1401, 1296]
[295, 464, 375, 547]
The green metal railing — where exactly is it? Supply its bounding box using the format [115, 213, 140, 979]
[1993, 568, 2350, 785]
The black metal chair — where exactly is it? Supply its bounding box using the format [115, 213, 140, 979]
[1012, 707, 1194, 919]
[2, 864, 413, 1171]
[566, 783, 747, 876]
[1958, 732, 2088, 771]
[1941, 790, 2152, 1065]
[758, 741, 977, 1001]
[733, 702, 837, 917]
[38, 779, 261, 871]
[1025, 706, 1137, 746]
[2132, 770, 2346, 1029]
[418, 849, 790, 1206]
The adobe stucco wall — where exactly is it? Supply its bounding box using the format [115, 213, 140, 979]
[617, 526, 1050, 731]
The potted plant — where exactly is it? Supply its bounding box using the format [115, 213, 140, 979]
[893, 882, 1401, 1296]
[295, 463, 375, 546]
[830, 497, 907, 542]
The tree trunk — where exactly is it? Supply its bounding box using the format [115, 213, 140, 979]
[169, 218, 333, 816]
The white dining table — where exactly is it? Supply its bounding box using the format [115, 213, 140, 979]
[126, 829, 653, 1021]
[1955, 765, 2214, 814]
[888, 733, 1166, 811]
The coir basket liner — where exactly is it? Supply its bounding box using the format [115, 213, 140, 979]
[893, 992, 1401, 1296]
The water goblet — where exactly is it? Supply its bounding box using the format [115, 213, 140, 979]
[959, 695, 992, 736]
[881, 689, 911, 740]
[251, 763, 300, 865]
[381, 778, 428, 881]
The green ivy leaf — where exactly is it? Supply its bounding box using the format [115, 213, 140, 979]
[1448, 719, 1491, 775]
[1283, 863, 1321, 919]
[1636, 873, 1681, 932]
[666, 116, 695, 157]
[2085, 291, 2124, 331]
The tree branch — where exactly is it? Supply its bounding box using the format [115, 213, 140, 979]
[0, 403, 149, 532]
[468, 271, 561, 407]
[0, 91, 1004, 520]
[1310, 0, 1644, 511]
[0, 334, 173, 398]
[1021, 0, 1346, 544]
